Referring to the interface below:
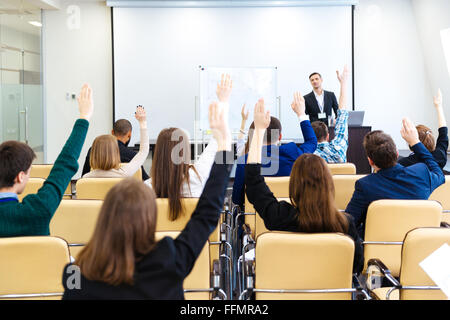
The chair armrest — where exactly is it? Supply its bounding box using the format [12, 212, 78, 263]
[367, 258, 401, 287]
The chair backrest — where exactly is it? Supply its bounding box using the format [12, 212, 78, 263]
[156, 198, 220, 268]
[0, 236, 70, 300]
[75, 178, 124, 200]
[245, 176, 290, 238]
[30, 164, 72, 197]
[254, 232, 354, 300]
[18, 178, 45, 202]
[328, 163, 356, 175]
[49, 200, 103, 259]
[399, 227, 450, 300]
[119, 163, 142, 181]
[332, 175, 366, 210]
[364, 200, 442, 277]
[442, 212, 450, 225]
[430, 175, 450, 210]
[155, 231, 210, 300]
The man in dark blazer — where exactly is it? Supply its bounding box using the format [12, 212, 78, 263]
[304, 72, 339, 126]
[82, 119, 150, 180]
[345, 119, 445, 238]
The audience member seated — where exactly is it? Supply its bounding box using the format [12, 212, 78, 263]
[82, 117, 149, 180]
[398, 89, 448, 171]
[0, 84, 93, 237]
[232, 91, 318, 207]
[244, 98, 363, 274]
[345, 119, 445, 237]
[82, 106, 149, 179]
[145, 74, 232, 221]
[62, 100, 233, 299]
[312, 66, 350, 163]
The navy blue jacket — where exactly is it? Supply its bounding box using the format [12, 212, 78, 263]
[232, 120, 317, 207]
[345, 142, 445, 237]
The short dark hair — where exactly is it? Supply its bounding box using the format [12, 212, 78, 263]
[363, 131, 397, 169]
[245, 116, 282, 154]
[112, 119, 132, 137]
[0, 141, 36, 188]
[311, 121, 328, 142]
[309, 72, 322, 79]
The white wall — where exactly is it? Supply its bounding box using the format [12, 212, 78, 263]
[43, 0, 112, 177]
[411, 0, 450, 128]
[355, 0, 432, 149]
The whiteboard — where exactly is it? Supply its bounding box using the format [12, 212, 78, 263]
[198, 66, 278, 133]
[113, 6, 353, 145]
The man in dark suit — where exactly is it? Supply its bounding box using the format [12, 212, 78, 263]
[82, 119, 150, 180]
[345, 118, 445, 238]
[304, 72, 339, 126]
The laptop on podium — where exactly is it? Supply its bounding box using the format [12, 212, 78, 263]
[347, 111, 365, 126]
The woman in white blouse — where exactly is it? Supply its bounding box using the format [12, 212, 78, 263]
[145, 74, 232, 221]
[82, 106, 149, 178]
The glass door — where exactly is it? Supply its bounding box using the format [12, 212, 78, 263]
[0, 8, 43, 162]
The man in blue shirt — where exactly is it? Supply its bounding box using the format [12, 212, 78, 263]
[232, 93, 317, 207]
[345, 118, 445, 237]
[313, 66, 349, 163]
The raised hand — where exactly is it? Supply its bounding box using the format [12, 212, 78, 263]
[135, 105, 147, 122]
[78, 84, 94, 121]
[216, 74, 233, 103]
[254, 98, 271, 130]
[291, 92, 306, 117]
[241, 104, 249, 122]
[209, 101, 231, 151]
[400, 118, 420, 147]
[433, 88, 442, 108]
[336, 65, 349, 84]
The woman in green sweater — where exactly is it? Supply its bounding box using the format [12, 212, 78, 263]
[0, 84, 94, 237]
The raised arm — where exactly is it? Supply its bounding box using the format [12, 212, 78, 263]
[245, 99, 295, 229]
[434, 89, 447, 128]
[401, 117, 445, 190]
[330, 66, 350, 152]
[174, 101, 233, 278]
[291, 92, 317, 154]
[193, 74, 233, 181]
[236, 104, 249, 157]
[21, 84, 93, 216]
[120, 106, 149, 176]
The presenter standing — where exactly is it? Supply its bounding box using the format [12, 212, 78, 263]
[304, 72, 339, 126]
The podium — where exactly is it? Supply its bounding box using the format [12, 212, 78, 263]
[329, 126, 372, 174]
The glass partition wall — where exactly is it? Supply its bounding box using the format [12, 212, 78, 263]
[0, 9, 43, 162]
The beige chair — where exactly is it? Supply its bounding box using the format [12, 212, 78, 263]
[119, 163, 142, 181]
[240, 232, 360, 300]
[30, 164, 72, 198]
[18, 178, 45, 202]
[430, 175, 450, 211]
[333, 175, 366, 210]
[0, 236, 70, 300]
[155, 231, 224, 300]
[242, 176, 290, 239]
[363, 200, 442, 277]
[75, 178, 124, 200]
[50, 200, 103, 259]
[328, 163, 356, 175]
[368, 227, 450, 300]
[155, 198, 226, 270]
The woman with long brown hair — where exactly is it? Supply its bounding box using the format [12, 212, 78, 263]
[146, 74, 232, 221]
[62, 100, 233, 299]
[82, 106, 149, 178]
[244, 98, 363, 273]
